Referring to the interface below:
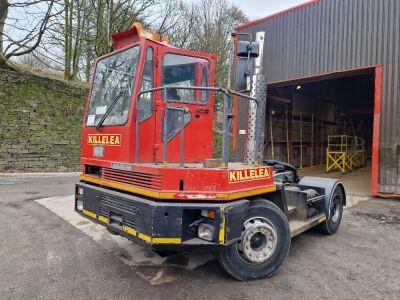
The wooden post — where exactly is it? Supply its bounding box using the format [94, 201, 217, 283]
[311, 113, 314, 166]
[285, 109, 290, 163]
[300, 112, 303, 168]
[269, 109, 275, 160]
[320, 119, 324, 165]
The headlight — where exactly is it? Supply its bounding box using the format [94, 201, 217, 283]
[198, 223, 215, 242]
[76, 199, 83, 212]
[201, 209, 216, 219]
[76, 187, 84, 195]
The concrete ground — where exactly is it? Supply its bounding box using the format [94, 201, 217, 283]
[0, 172, 399, 300]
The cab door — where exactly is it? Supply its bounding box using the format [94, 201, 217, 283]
[136, 44, 157, 162]
[154, 50, 215, 163]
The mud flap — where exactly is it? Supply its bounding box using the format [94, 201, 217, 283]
[224, 200, 249, 244]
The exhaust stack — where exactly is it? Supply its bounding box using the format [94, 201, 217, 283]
[244, 32, 266, 165]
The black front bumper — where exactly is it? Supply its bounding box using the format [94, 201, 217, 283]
[75, 182, 249, 251]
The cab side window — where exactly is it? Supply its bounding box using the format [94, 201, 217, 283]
[162, 53, 210, 104]
[138, 47, 154, 122]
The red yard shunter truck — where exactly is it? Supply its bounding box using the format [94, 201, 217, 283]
[75, 23, 346, 280]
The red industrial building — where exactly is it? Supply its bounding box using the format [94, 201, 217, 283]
[234, 0, 399, 197]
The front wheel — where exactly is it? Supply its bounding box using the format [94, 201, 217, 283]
[217, 200, 291, 281]
[106, 227, 119, 235]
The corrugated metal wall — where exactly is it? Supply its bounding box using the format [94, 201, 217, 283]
[236, 0, 400, 194]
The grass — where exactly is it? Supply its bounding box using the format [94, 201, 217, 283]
[8, 62, 88, 89]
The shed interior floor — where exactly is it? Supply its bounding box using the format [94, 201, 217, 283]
[298, 163, 371, 197]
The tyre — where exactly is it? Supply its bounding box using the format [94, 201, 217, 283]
[154, 250, 178, 257]
[106, 227, 119, 235]
[217, 200, 291, 281]
[317, 185, 344, 234]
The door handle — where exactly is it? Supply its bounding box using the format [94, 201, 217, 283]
[196, 109, 210, 113]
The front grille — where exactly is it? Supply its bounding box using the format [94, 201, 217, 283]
[98, 193, 138, 230]
[99, 207, 108, 218]
[102, 168, 162, 190]
[99, 193, 138, 215]
[124, 216, 137, 229]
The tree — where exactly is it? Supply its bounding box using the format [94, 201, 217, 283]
[53, 0, 158, 80]
[189, 0, 247, 87]
[1, 0, 248, 85]
[155, 0, 247, 88]
[0, 0, 8, 66]
[55, 0, 247, 82]
[154, 0, 247, 110]
[154, 0, 197, 49]
[0, 0, 61, 68]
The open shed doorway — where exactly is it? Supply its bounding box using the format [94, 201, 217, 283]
[266, 68, 379, 196]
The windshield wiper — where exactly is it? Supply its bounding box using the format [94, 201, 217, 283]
[96, 91, 125, 131]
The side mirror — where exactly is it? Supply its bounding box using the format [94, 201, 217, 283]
[236, 41, 260, 58]
[234, 37, 261, 92]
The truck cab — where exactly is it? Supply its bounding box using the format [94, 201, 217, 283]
[76, 23, 346, 281]
[81, 23, 215, 166]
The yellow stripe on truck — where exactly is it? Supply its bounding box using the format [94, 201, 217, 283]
[216, 185, 277, 201]
[98, 216, 109, 224]
[138, 232, 152, 243]
[152, 237, 182, 244]
[218, 207, 225, 244]
[83, 209, 97, 219]
[123, 225, 181, 245]
[82, 209, 181, 245]
[122, 225, 137, 236]
[83, 209, 109, 224]
[80, 174, 277, 201]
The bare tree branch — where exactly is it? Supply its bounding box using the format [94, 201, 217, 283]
[5, 2, 61, 59]
[9, 0, 53, 8]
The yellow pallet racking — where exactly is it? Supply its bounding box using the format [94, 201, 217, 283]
[326, 135, 365, 174]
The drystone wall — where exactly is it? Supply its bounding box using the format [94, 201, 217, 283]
[0, 69, 87, 171]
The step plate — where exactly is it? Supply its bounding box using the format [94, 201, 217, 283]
[289, 213, 327, 238]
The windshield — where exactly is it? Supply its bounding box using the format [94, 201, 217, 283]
[86, 46, 140, 127]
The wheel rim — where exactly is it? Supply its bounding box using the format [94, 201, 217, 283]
[237, 217, 278, 264]
[330, 194, 341, 224]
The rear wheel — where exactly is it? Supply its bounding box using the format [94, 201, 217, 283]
[217, 200, 290, 281]
[317, 185, 344, 234]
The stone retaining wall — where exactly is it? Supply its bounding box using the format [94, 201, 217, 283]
[0, 69, 87, 171]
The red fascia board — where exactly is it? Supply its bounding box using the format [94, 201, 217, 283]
[236, 0, 321, 31]
[268, 65, 378, 87]
[377, 193, 400, 199]
[371, 65, 382, 197]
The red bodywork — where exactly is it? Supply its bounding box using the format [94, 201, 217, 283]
[80, 25, 276, 201]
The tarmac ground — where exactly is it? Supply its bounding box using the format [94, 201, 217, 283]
[0, 171, 399, 299]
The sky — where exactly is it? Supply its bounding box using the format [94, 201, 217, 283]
[5, 0, 312, 66]
[230, 0, 311, 20]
